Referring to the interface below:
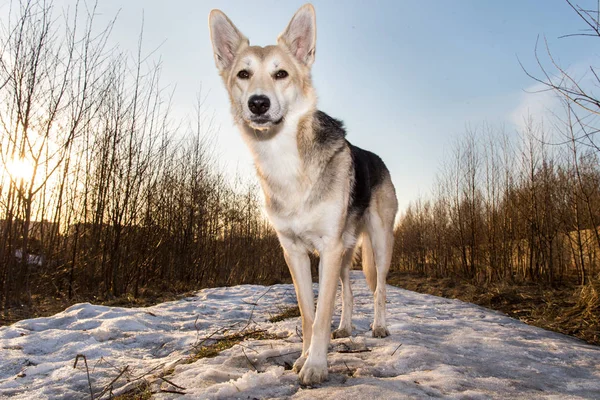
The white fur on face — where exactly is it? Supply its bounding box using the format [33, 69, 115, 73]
[229, 52, 307, 131]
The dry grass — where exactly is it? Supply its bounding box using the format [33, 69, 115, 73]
[268, 305, 301, 323]
[388, 271, 600, 346]
[185, 329, 279, 364]
[113, 382, 152, 400]
[113, 328, 281, 399]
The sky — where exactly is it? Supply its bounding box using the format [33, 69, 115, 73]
[46, 0, 597, 211]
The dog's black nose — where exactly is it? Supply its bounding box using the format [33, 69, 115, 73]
[248, 95, 270, 115]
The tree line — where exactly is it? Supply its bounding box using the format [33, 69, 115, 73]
[393, 0, 600, 287]
[393, 120, 600, 285]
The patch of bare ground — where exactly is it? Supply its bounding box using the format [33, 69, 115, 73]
[387, 270, 600, 346]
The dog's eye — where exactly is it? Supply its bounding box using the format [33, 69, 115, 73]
[274, 70, 289, 80]
[237, 70, 250, 79]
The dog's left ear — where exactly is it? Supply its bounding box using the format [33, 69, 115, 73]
[277, 4, 316, 67]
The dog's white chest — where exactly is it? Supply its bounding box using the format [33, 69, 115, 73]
[249, 134, 334, 249]
[267, 180, 343, 253]
[256, 130, 302, 186]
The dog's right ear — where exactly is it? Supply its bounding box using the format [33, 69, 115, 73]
[209, 10, 249, 72]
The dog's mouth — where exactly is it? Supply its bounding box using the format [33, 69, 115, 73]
[248, 116, 284, 130]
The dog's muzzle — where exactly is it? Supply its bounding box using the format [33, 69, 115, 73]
[246, 95, 283, 129]
[248, 95, 270, 115]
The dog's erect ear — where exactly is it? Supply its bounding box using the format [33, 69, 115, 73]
[209, 10, 249, 72]
[277, 4, 316, 67]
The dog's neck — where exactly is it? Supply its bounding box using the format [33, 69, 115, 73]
[239, 104, 317, 196]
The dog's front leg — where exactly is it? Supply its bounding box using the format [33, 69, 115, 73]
[280, 239, 315, 370]
[299, 242, 344, 385]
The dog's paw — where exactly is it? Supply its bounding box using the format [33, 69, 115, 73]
[331, 327, 351, 339]
[372, 326, 390, 338]
[292, 355, 307, 373]
[299, 359, 328, 385]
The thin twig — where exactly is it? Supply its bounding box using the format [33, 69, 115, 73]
[391, 343, 403, 356]
[236, 342, 259, 353]
[193, 315, 201, 344]
[336, 348, 371, 354]
[335, 341, 370, 354]
[129, 362, 165, 381]
[265, 350, 302, 360]
[241, 286, 274, 331]
[343, 361, 353, 375]
[192, 326, 223, 350]
[159, 376, 186, 390]
[242, 347, 257, 371]
[96, 365, 129, 399]
[73, 354, 94, 400]
[160, 389, 186, 395]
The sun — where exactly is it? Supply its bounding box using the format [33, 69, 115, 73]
[4, 157, 35, 181]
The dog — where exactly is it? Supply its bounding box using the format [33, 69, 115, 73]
[209, 4, 398, 385]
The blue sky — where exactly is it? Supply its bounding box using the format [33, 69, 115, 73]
[77, 1, 594, 210]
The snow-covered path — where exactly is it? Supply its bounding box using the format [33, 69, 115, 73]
[1, 271, 600, 399]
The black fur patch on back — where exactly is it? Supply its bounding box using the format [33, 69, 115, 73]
[314, 110, 346, 145]
[313, 110, 387, 217]
[348, 143, 386, 216]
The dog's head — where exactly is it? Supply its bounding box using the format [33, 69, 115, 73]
[209, 4, 317, 132]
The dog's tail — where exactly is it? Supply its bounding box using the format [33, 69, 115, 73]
[361, 232, 377, 293]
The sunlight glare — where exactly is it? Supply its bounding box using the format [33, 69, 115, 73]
[5, 157, 34, 181]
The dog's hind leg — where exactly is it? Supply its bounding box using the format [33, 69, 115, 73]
[366, 182, 397, 338]
[369, 221, 393, 338]
[332, 247, 355, 339]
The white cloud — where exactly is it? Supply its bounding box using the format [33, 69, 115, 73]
[509, 60, 599, 131]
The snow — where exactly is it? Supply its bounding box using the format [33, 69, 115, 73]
[1, 271, 599, 399]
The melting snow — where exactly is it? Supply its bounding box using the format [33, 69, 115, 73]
[1, 271, 599, 399]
